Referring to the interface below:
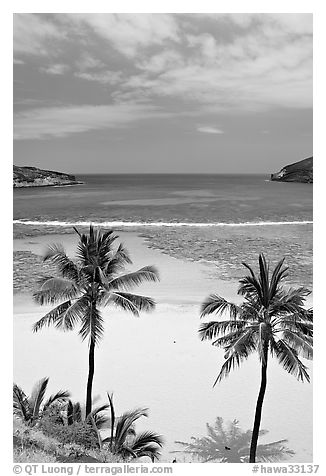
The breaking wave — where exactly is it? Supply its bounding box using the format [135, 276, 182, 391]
[13, 219, 313, 228]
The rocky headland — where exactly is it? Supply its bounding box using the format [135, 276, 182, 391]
[271, 156, 313, 183]
[13, 165, 83, 188]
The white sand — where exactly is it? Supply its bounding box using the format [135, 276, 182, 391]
[13, 232, 312, 462]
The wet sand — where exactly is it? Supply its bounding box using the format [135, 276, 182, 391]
[13, 231, 313, 462]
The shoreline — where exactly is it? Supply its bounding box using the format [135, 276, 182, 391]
[13, 221, 313, 293]
[14, 181, 84, 189]
[13, 229, 239, 302]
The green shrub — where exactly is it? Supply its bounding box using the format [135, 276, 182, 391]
[39, 417, 99, 450]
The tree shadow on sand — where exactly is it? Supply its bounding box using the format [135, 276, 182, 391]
[171, 417, 295, 463]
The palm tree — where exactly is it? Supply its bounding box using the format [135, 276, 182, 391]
[172, 417, 294, 463]
[99, 393, 163, 461]
[33, 225, 159, 416]
[199, 254, 313, 463]
[13, 377, 70, 426]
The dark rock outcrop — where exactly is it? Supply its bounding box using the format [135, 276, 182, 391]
[13, 165, 83, 188]
[271, 157, 313, 183]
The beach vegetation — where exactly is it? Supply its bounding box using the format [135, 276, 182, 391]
[99, 392, 164, 462]
[32, 225, 159, 416]
[13, 377, 69, 427]
[199, 254, 313, 463]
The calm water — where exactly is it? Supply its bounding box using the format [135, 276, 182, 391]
[14, 174, 312, 224]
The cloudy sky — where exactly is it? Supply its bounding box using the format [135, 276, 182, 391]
[13, 13, 312, 174]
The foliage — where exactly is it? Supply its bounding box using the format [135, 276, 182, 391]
[39, 418, 99, 450]
[13, 377, 69, 426]
[32, 225, 159, 414]
[99, 393, 164, 462]
[173, 417, 295, 463]
[199, 254, 312, 385]
[13, 417, 122, 464]
[199, 254, 313, 462]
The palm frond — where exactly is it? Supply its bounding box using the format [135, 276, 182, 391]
[43, 243, 80, 282]
[211, 325, 257, 348]
[270, 287, 311, 316]
[66, 400, 74, 425]
[130, 431, 164, 461]
[131, 430, 163, 450]
[86, 403, 111, 429]
[270, 339, 310, 382]
[258, 254, 270, 305]
[239, 261, 263, 303]
[106, 243, 133, 274]
[214, 330, 257, 385]
[273, 316, 313, 338]
[108, 292, 156, 315]
[114, 408, 148, 447]
[198, 320, 249, 341]
[200, 295, 242, 319]
[281, 329, 313, 360]
[43, 390, 70, 412]
[106, 392, 116, 449]
[33, 277, 79, 305]
[29, 377, 49, 420]
[108, 266, 160, 291]
[33, 301, 71, 333]
[54, 296, 90, 332]
[13, 384, 31, 422]
[269, 258, 288, 298]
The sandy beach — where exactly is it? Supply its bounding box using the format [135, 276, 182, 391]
[13, 230, 313, 462]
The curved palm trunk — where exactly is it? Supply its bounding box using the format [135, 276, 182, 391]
[249, 348, 268, 463]
[86, 338, 95, 416]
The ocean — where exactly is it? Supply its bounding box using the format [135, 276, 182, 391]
[14, 173, 313, 287]
[14, 173, 312, 224]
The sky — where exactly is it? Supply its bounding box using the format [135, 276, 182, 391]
[13, 13, 313, 174]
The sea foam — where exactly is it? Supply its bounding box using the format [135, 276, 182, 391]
[13, 219, 313, 228]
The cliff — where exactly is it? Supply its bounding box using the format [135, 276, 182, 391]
[13, 165, 83, 188]
[271, 157, 313, 183]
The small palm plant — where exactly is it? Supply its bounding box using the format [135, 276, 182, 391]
[172, 417, 294, 463]
[100, 393, 163, 461]
[33, 225, 159, 416]
[65, 399, 109, 429]
[13, 377, 69, 426]
[199, 254, 313, 463]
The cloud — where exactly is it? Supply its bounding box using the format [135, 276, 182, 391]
[13, 12, 312, 138]
[40, 64, 70, 75]
[65, 13, 180, 57]
[13, 58, 25, 65]
[197, 125, 224, 134]
[75, 53, 105, 72]
[74, 70, 123, 85]
[115, 15, 312, 111]
[13, 14, 65, 56]
[13, 103, 174, 140]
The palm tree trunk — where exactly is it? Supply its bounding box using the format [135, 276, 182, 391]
[86, 338, 95, 416]
[249, 348, 268, 463]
